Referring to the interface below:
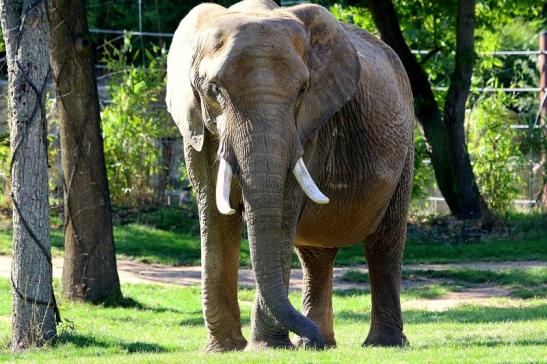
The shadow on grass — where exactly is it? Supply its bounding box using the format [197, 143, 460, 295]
[99, 295, 183, 314]
[414, 337, 547, 350]
[336, 304, 547, 325]
[466, 338, 547, 348]
[57, 332, 166, 353]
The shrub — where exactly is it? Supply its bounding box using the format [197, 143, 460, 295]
[101, 35, 176, 206]
[468, 92, 524, 215]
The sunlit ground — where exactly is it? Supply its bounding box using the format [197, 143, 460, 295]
[0, 279, 545, 363]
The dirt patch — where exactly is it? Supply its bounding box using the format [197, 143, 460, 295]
[0, 256, 544, 289]
[0, 256, 544, 309]
[402, 261, 545, 271]
[404, 286, 513, 311]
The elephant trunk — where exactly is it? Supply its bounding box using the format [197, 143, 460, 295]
[239, 147, 324, 346]
[212, 96, 327, 345]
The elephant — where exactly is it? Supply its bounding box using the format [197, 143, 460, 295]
[166, 0, 414, 352]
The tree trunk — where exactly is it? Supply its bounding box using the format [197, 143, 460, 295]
[49, 0, 122, 302]
[0, 0, 58, 349]
[367, 0, 487, 220]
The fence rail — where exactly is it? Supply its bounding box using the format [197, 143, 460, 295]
[88, 27, 547, 57]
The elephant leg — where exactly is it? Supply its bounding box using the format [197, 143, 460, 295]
[249, 236, 294, 349]
[363, 152, 412, 347]
[294, 246, 338, 348]
[185, 141, 247, 353]
[200, 208, 247, 352]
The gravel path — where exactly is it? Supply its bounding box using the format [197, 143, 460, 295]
[1, 255, 544, 311]
[0, 255, 543, 290]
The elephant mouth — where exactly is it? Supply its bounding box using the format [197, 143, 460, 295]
[215, 157, 329, 215]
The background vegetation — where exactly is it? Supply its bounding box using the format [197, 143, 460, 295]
[0, 0, 545, 216]
[0, 0, 545, 360]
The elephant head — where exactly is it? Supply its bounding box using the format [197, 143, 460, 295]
[166, 0, 360, 344]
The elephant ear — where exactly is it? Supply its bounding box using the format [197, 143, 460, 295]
[286, 4, 361, 141]
[166, 4, 226, 151]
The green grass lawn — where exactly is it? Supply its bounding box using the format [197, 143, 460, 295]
[1, 210, 546, 266]
[0, 278, 546, 363]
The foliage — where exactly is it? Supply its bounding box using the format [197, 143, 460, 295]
[330, 0, 545, 212]
[329, 4, 376, 33]
[101, 35, 176, 206]
[468, 91, 524, 215]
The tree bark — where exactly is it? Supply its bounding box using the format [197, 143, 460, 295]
[49, 0, 122, 302]
[0, 0, 58, 349]
[368, 0, 487, 220]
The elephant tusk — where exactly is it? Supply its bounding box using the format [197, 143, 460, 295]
[216, 158, 236, 215]
[292, 158, 330, 205]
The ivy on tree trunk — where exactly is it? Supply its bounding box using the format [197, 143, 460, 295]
[0, 0, 58, 350]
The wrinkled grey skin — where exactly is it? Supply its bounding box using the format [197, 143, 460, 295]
[166, 0, 414, 352]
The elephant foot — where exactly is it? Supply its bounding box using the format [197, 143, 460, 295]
[204, 334, 248, 353]
[363, 330, 408, 347]
[294, 335, 334, 349]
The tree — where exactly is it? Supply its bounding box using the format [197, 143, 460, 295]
[365, 0, 489, 220]
[0, 0, 59, 349]
[49, 0, 122, 302]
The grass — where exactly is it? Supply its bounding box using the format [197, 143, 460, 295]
[0, 278, 546, 363]
[0, 209, 546, 266]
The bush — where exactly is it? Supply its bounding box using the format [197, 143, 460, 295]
[101, 35, 176, 206]
[468, 92, 524, 215]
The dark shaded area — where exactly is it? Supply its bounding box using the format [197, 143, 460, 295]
[57, 332, 166, 353]
[112, 206, 199, 235]
[87, 0, 239, 36]
[99, 295, 183, 314]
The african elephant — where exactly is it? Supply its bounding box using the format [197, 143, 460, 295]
[166, 0, 414, 352]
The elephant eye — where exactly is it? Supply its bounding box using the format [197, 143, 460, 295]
[298, 81, 309, 98]
[207, 83, 221, 99]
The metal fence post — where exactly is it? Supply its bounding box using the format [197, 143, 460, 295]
[540, 31, 547, 208]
